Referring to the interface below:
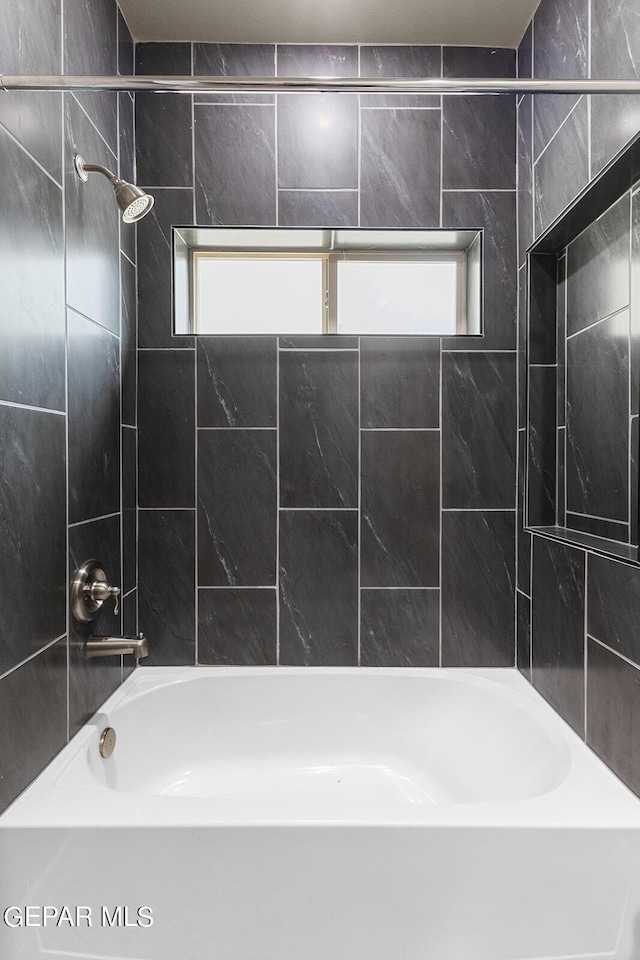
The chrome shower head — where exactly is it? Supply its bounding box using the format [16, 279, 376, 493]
[74, 154, 154, 223]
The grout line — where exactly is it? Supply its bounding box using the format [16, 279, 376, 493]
[441, 349, 516, 354]
[198, 426, 277, 431]
[199, 585, 277, 590]
[68, 306, 120, 340]
[566, 510, 628, 526]
[361, 427, 439, 432]
[0, 399, 65, 417]
[589, 634, 640, 673]
[70, 92, 117, 161]
[566, 305, 630, 340]
[278, 348, 359, 353]
[442, 507, 516, 512]
[62, 84, 70, 743]
[191, 42, 196, 224]
[138, 506, 197, 511]
[275, 44, 279, 227]
[533, 95, 584, 168]
[439, 46, 443, 230]
[441, 188, 516, 193]
[0, 120, 63, 191]
[278, 188, 359, 193]
[361, 586, 440, 591]
[279, 507, 358, 512]
[68, 511, 120, 528]
[0, 635, 67, 683]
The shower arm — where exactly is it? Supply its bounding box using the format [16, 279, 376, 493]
[4, 75, 640, 95]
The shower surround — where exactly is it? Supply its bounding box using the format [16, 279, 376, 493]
[134, 42, 519, 671]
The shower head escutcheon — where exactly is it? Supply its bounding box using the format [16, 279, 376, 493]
[73, 154, 154, 223]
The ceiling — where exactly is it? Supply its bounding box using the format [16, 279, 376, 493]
[118, 0, 541, 49]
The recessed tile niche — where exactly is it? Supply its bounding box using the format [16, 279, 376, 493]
[526, 133, 640, 564]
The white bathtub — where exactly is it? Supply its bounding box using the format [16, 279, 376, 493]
[1, 666, 640, 959]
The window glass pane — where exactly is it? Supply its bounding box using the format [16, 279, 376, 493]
[196, 257, 324, 335]
[336, 260, 458, 335]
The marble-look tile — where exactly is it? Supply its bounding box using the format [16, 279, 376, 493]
[122, 426, 136, 596]
[566, 311, 629, 523]
[276, 45, 358, 77]
[532, 0, 587, 168]
[0, 127, 65, 410]
[556, 255, 567, 426]
[121, 589, 137, 681]
[590, 96, 640, 176]
[194, 43, 275, 103]
[442, 191, 517, 351]
[279, 336, 358, 349]
[443, 46, 516, 79]
[443, 96, 516, 190]
[67, 309, 120, 524]
[279, 510, 358, 665]
[442, 510, 515, 666]
[360, 589, 439, 667]
[517, 590, 531, 680]
[138, 510, 196, 666]
[138, 350, 195, 508]
[442, 352, 516, 509]
[517, 429, 531, 595]
[279, 351, 358, 508]
[518, 22, 533, 79]
[633, 418, 639, 542]
[118, 92, 136, 266]
[198, 430, 277, 585]
[631, 191, 640, 416]
[587, 554, 640, 665]
[361, 431, 439, 587]
[557, 427, 566, 526]
[278, 95, 358, 190]
[359, 45, 441, 108]
[529, 254, 557, 365]
[531, 536, 585, 737]
[278, 190, 358, 227]
[518, 95, 533, 269]
[0, 407, 65, 676]
[117, 8, 133, 76]
[361, 338, 439, 429]
[121, 253, 136, 426]
[360, 109, 440, 228]
[198, 589, 276, 664]
[518, 267, 528, 427]
[65, 97, 120, 336]
[64, 0, 118, 153]
[135, 44, 193, 187]
[587, 638, 640, 798]
[69, 514, 122, 736]
[534, 99, 589, 238]
[567, 512, 628, 543]
[0, 0, 62, 181]
[137, 188, 194, 349]
[197, 337, 277, 427]
[0, 639, 67, 815]
[528, 365, 556, 527]
[566, 193, 630, 336]
[195, 105, 276, 224]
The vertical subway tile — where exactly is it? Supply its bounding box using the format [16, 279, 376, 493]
[0, 639, 67, 814]
[64, 0, 118, 152]
[360, 590, 439, 667]
[198, 429, 277, 586]
[121, 253, 136, 427]
[442, 510, 515, 667]
[631, 191, 640, 416]
[591, 0, 640, 173]
[360, 109, 440, 228]
[517, 591, 531, 680]
[518, 95, 534, 268]
[360, 338, 439, 429]
[442, 352, 516, 509]
[528, 365, 557, 527]
[279, 350, 358, 508]
[138, 350, 195, 508]
[198, 589, 276, 664]
[534, 98, 589, 238]
[122, 426, 136, 596]
[197, 337, 277, 427]
[443, 95, 516, 190]
[587, 638, 640, 798]
[361, 431, 439, 587]
[276, 45, 358, 77]
[68, 514, 122, 736]
[587, 553, 640, 665]
[531, 536, 585, 737]
[138, 510, 195, 666]
[529, 255, 557, 365]
[65, 96, 120, 336]
[280, 510, 358, 665]
[0, 407, 65, 676]
[278, 95, 358, 190]
[442, 191, 517, 351]
[67, 309, 120, 524]
[517, 429, 532, 595]
[195, 104, 276, 224]
[359, 45, 441, 108]
[0, 126, 65, 410]
[135, 43, 193, 187]
[194, 43, 275, 104]
[566, 311, 629, 524]
[137, 188, 195, 349]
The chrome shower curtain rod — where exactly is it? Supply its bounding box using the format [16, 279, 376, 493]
[3, 75, 640, 94]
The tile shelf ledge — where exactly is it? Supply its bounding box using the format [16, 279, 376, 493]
[528, 526, 640, 567]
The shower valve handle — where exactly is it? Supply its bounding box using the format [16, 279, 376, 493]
[85, 580, 120, 616]
[71, 559, 121, 622]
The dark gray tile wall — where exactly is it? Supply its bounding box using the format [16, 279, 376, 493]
[135, 42, 518, 670]
[518, 0, 640, 798]
[0, 0, 136, 814]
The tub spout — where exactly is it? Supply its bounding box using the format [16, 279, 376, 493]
[84, 633, 149, 660]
